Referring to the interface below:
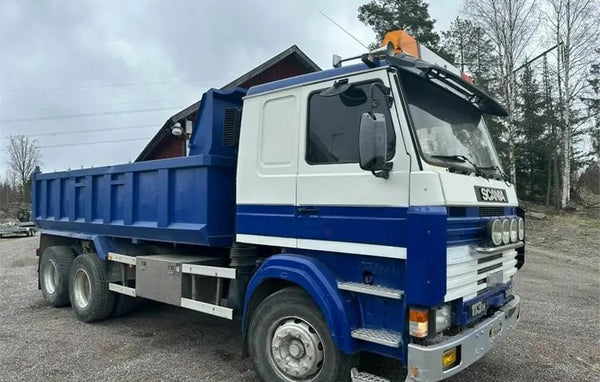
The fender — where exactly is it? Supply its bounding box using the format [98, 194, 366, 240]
[242, 253, 360, 354]
[40, 230, 115, 259]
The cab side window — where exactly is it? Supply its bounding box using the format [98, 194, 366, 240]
[306, 81, 395, 165]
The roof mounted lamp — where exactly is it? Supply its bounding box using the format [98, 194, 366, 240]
[171, 120, 192, 139]
[171, 122, 184, 137]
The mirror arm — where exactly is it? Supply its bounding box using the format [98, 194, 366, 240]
[385, 94, 394, 107]
[371, 162, 393, 179]
[368, 83, 392, 115]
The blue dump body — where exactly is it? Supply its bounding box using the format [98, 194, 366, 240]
[32, 88, 247, 247]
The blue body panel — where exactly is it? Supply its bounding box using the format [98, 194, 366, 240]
[32, 88, 246, 247]
[244, 251, 407, 361]
[406, 206, 447, 307]
[237, 204, 408, 247]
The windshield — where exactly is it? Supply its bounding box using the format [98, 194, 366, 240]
[399, 72, 502, 169]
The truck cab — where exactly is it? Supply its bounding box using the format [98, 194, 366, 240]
[32, 31, 523, 382]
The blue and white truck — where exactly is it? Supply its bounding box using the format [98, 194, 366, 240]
[32, 31, 525, 382]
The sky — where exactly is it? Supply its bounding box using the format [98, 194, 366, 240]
[0, 0, 461, 174]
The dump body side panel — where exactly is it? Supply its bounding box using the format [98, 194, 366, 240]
[33, 155, 235, 247]
[32, 88, 247, 247]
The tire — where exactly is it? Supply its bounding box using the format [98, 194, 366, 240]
[248, 287, 357, 382]
[111, 294, 137, 318]
[40, 246, 75, 307]
[69, 253, 115, 322]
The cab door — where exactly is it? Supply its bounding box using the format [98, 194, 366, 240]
[295, 69, 411, 258]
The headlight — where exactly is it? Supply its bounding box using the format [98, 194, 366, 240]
[509, 218, 518, 242]
[517, 217, 525, 240]
[488, 219, 503, 246]
[434, 304, 451, 333]
[501, 219, 510, 244]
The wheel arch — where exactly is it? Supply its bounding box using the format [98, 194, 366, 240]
[242, 254, 360, 355]
[38, 231, 117, 260]
[38, 234, 80, 257]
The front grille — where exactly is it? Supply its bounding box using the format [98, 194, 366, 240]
[447, 217, 486, 245]
[446, 246, 518, 302]
[447, 209, 518, 245]
[479, 207, 505, 217]
[478, 254, 503, 264]
[447, 206, 517, 219]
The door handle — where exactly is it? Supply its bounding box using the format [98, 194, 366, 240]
[297, 207, 320, 215]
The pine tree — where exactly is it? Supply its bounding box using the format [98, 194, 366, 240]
[588, 50, 600, 162]
[357, 0, 445, 55]
[441, 17, 497, 92]
[515, 64, 548, 202]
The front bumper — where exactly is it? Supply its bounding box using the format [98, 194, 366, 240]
[405, 295, 520, 382]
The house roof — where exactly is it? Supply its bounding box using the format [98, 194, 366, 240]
[135, 45, 320, 162]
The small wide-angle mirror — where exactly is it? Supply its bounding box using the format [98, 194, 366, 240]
[320, 79, 351, 97]
[358, 112, 387, 171]
[339, 86, 367, 107]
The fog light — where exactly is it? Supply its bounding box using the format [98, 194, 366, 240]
[488, 219, 503, 246]
[509, 218, 518, 242]
[442, 347, 459, 370]
[409, 308, 429, 338]
[517, 217, 525, 240]
[501, 219, 510, 244]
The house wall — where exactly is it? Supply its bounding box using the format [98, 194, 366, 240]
[146, 134, 184, 160]
[238, 55, 315, 88]
[141, 55, 317, 161]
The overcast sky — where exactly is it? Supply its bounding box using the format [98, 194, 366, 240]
[0, 0, 461, 174]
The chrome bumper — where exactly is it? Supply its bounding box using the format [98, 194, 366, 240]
[405, 295, 521, 382]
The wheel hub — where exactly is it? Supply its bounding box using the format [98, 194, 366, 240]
[73, 269, 91, 309]
[42, 259, 58, 294]
[270, 318, 324, 380]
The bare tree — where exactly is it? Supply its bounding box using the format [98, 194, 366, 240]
[546, 0, 600, 208]
[464, 0, 538, 186]
[6, 135, 40, 201]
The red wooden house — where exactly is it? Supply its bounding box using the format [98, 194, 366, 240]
[136, 45, 320, 162]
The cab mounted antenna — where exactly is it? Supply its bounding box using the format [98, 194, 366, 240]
[319, 10, 370, 60]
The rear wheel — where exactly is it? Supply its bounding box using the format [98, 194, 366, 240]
[69, 253, 114, 322]
[248, 287, 357, 382]
[40, 246, 75, 307]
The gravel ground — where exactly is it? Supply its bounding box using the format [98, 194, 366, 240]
[0, 230, 598, 382]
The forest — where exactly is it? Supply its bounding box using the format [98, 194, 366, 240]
[359, 0, 599, 209]
[1, 0, 599, 219]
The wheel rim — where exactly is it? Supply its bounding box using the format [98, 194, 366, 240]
[73, 269, 92, 309]
[42, 259, 58, 294]
[267, 316, 325, 381]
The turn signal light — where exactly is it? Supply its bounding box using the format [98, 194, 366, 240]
[409, 308, 429, 338]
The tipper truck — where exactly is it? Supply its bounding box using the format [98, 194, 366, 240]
[33, 30, 524, 382]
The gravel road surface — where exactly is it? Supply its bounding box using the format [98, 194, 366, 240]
[0, 234, 598, 382]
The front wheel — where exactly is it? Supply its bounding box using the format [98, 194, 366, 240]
[248, 287, 356, 382]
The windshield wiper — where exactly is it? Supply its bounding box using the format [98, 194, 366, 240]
[429, 155, 490, 180]
[478, 165, 512, 184]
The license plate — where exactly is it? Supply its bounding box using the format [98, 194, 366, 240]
[469, 300, 487, 317]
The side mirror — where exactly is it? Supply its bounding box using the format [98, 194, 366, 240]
[359, 112, 392, 179]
